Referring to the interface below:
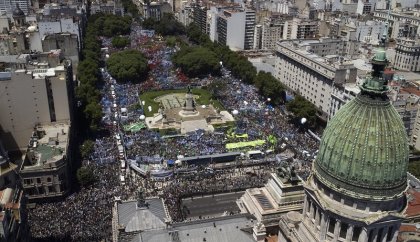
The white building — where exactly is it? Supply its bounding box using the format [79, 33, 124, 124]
[90, 0, 124, 15]
[356, 0, 377, 15]
[37, 4, 85, 50]
[374, 10, 420, 39]
[376, 0, 420, 10]
[175, 4, 193, 27]
[216, 8, 255, 50]
[331, 0, 358, 12]
[355, 20, 386, 45]
[260, 15, 290, 50]
[289, 18, 319, 39]
[207, 6, 220, 42]
[274, 38, 358, 120]
[394, 38, 420, 72]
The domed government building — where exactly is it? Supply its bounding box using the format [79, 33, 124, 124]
[277, 46, 410, 241]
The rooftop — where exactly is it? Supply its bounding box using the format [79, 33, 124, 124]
[399, 224, 420, 233]
[394, 71, 420, 82]
[399, 86, 420, 97]
[124, 215, 255, 242]
[405, 189, 420, 218]
[117, 198, 167, 233]
[22, 122, 70, 170]
[278, 39, 355, 73]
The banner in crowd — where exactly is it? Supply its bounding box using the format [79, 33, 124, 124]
[226, 140, 265, 149]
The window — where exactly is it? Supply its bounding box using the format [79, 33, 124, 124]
[352, 227, 361, 241]
[49, 186, 55, 193]
[37, 178, 41, 184]
[340, 223, 348, 238]
[328, 218, 336, 234]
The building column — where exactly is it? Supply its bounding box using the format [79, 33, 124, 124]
[319, 213, 329, 241]
[371, 228, 378, 242]
[315, 208, 321, 228]
[391, 225, 399, 242]
[380, 226, 389, 242]
[345, 225, 354, 241]
[333, 219, 341, 241]
[309, 200, 314, 219]
[358, 228, 369, 242]
[303, 197, 309, 215]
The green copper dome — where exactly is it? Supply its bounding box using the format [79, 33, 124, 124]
[314, 91, 409, 200]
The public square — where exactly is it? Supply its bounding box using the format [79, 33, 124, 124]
[27, 23, 321, 242]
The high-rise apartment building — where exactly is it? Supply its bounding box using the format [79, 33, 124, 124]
[0, 52, 73, 151]
[260, 16, 289, 50]
[216, 7, 255, 50]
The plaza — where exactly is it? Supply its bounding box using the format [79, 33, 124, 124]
[144, 89, 235, 133]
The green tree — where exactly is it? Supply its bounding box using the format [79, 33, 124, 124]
[77, 167, 97, 187]
[172, 47, 220, 77]
[80, 140, 95, 159]
[186, 23, 202, 44]
[165, 36, 177, 48]
[254, 71, 285, 105]
[409, 160, 420, 178]
[94, 15, 132, 37]
[121, 0, 140, 18]
[112, 36, 130, 48]
[84, 102, 103, 131]
[155, 13, 185, 36]
[107, 49, 149, 83]
[141, 17, 157, 30]
[206, 79, 227, 98]
[286, 95, 318, 126]
[140, 13, 185, 35]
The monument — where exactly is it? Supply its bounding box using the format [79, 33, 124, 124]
[144, 87, 235, 133]
[180, 85, 198, 116]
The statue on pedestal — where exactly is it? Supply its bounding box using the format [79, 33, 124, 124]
[277, 164, 299, 184]
[183, 85, 196, 112]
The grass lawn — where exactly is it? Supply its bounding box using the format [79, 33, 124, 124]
[140, 89, 224, 117]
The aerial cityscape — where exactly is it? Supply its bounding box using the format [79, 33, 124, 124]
[0, 0, 418, 241]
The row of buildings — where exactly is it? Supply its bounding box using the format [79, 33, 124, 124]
[0, 3, 77, 202]
[0, 1, 92, 241]
[270, 36, 420, 150]
[176, 0, 420, 73]
[172, 0, 420, 151]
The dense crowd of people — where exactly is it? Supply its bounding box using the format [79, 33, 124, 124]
[28, 24, 322, 241]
